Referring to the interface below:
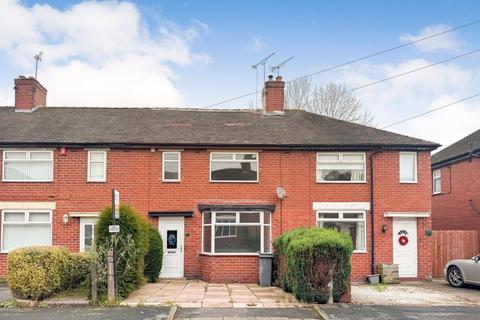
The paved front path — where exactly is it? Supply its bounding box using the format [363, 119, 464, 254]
[322, 304, 480, 320]
[122, 279, 305, 308]
[0, 284, 13, 303]
[0, 307, 171, 320]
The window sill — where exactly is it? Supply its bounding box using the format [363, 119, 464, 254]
[209, 181, 259, 184]
[432, 192, 442, 196]
[2, 180, 54, 183]
[87, 180, 106, 183]
[162, 180, 181, 183]
[199, 252, 263, 257]
[353, 250, 367, 254]
[399, 181, 418, 184]
[316, 181, 367, 184]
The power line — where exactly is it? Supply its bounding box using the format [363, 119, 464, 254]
[347, 49, 480, 93]
[381, 93, 480, 129]
[203, 19, 480, 108]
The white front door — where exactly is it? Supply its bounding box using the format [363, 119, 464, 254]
[158, 217, 184, 278]
[393, 218, 418, 277]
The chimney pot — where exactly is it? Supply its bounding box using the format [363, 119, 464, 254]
[276, 76, 283, 82]
[268, 75, 273, 81]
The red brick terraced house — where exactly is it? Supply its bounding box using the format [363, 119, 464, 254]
[0, 75, 439, 282]
[431, 129, 480, 231]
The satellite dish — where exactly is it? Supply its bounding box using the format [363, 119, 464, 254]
[276, 187, 287, 200]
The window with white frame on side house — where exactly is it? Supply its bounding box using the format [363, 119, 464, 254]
[1, 210, 52, 252]
[2, 150, 53, 182]
[87, 150, 107, 182]
[399, 152, 417, 183]
[316, 152, 366, 183]
[210, 152, 258, 182]
[80, 218, 97, 252]
[432, 169, 441, 194]
[202, 211, 271, 254]
[316, 211, 366, 252]
[162, 151, 181, 182]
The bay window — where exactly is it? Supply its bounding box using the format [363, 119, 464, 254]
[316, 211, 366, 252]
[210, 152, 258, 182]
[316, 153, 366, 182]
[1, 210, 52, 252]
[2, 150, 53, 182]
[202, 211, 271, 254]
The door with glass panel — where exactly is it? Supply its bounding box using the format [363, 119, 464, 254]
[80, 218, 97, 252]
[158, 217, 184, 278]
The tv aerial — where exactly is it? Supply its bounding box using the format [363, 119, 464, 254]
[34, 51, 43, 79]
[271, 56, 294, 76]
[251, 52, 275, 109]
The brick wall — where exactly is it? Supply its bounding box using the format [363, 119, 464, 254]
[432, 157, 480, 230]
[0, 148, 432, 281]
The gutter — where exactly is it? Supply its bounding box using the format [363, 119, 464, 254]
[432, 149, 480, 169]
[369, 148, 384, 275]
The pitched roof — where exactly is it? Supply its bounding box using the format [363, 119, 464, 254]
[432, 128, 480, 166]
[0, 107, 439, 150]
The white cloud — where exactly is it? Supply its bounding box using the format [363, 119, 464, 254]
[400, 24, 464, 52]
[0, 0, 210, 107]
[332, 57, 479, 148]
[250, 35, 266, 52]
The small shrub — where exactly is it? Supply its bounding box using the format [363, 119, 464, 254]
[144, 226, 163, 283]
[273, 227, 353, 304]
[95, 205, 149, 298]
[7, 246, 90, 300]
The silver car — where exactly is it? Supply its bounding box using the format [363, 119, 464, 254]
[444, 254, 480, 287]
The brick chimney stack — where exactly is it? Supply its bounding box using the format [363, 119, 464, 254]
[14, 76, 47, 111]
[262, 75, 285, 114]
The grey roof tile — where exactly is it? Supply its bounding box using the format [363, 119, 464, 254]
[432, 128, 480, 165]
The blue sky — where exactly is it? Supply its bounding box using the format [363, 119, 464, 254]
[1, 0, 479, 148]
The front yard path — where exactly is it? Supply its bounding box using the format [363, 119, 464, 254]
[122, 279, 307, 308]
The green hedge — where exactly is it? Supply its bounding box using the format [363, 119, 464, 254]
[273, 227, 353, 304]
[7, 247, 91, 300]
[95, 205, 149, 298]
[144, 226, 163, 283]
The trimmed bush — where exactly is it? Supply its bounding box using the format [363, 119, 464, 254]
[95, 205, 149, 298]
[7, 246, 91, 300]
[144, 226, 163, 283]
[273, 227, 353, 304]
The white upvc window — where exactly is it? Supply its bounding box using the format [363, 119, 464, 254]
[202, 211, 271, 254]
[87, 150, 107, 182]
[316, 152, 366, 183]
[162, 152, 181, 182]
[80, 218, 97, 252]
[432, 169, 441, 194]
[2, 150, 53, 182]
[210, 152, 259, 182]
[399, 152, 417, 183]
[316, 211, 366, 252]
[1, 210, 52, 252]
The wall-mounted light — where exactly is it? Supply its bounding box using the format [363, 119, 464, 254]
[62, 214, 69, 224]
[381, 224, 388, 233]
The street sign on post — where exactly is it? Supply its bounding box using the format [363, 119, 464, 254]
[113, 189, 120, 220]
[109, 225, 120, 233]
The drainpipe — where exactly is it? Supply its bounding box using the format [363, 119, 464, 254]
[369, 148, 384, 275]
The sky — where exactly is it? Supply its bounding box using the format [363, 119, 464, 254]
[0, 0, 479, 150]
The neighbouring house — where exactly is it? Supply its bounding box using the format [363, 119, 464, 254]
[430, 130, 480, 277]
[0, 75, 438, 282]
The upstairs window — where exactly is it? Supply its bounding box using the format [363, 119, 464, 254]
[399, 152, 417, 183]
[432, 169, 441, 194]
[2, 150, 53, 182]
[210, 152, 258, 182]
[162, 152, 181, 182]
[316, 153, 366, 182]
[88, 150, 107, 182]
[1, 210, 52, 252]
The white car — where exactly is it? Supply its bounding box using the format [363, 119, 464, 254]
[444, 254, 480, 287]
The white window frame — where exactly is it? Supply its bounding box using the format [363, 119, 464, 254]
[79, 218, 97, 252]
[2, 149, 54, 182]
[399, 152, 418, 183]
[162, 151, 181, 182]
[316, 210, 367, 253]
[432, 169, 441, 194]
[316, 152, 366, 183]
[201, 211, 271, 255]
[210, 152, 259, 183]
[87, 150, 107, 182]
[1, 209, 52, 253]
